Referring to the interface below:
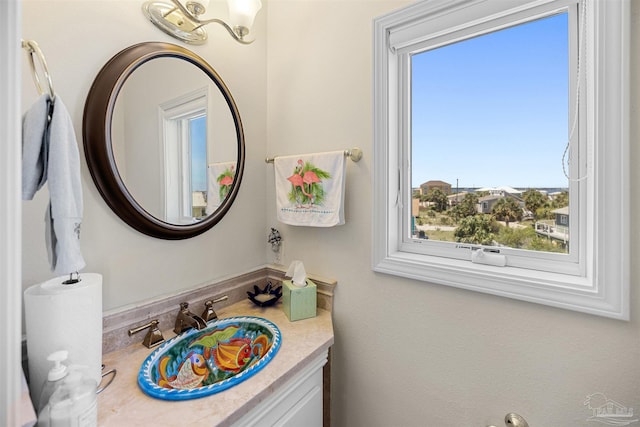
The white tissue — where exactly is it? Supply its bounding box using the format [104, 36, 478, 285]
[286, 260, 307, 287]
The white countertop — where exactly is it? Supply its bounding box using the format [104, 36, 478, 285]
[97, 300, 333, 426]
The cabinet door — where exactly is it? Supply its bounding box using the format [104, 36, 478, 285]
[273, 370, 323, 427]
[233, 351, 327, 427]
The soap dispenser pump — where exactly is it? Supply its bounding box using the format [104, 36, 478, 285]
[38, 350, 69, 413]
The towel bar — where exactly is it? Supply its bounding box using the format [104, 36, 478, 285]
[265, 148, 362, 164]
[21, 39, 55, 100]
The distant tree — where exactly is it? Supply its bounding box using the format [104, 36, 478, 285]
[450, 192, 479, 221]
[522, 189, 547, 219]
[551, 191, 569, 209]
[439, 216, 452, 226]
[496, 226, 536, 249]
[426, 188, 448, 212]
[528, 236, 567, 253]
[496, 226, 567, 253]
[461, 192, 479, 214]
[454, 214, 498, 245]
[536, 206, 555, 220]
[492, 197, 522, 227]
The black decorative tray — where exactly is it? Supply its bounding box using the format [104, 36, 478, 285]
[247, 281, 283, 307]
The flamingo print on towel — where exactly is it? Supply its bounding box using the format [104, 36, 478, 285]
[216, 165, 235, 201]
[287, 159, 331, 208]
[207, 162, 236, 214]
[274, 151, 346, 227]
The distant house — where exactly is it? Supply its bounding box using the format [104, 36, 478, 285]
[447, 191, 467, 206]
[553, 206, 569, 228]
[420, 180, 451, 195]
[411, 198, 420, 217]
[477, 195, 502, 214]
[476, 194, 524, 214]
[476, 186, 522, 197]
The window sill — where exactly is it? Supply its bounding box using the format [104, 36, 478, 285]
[374, 249, 626, 320]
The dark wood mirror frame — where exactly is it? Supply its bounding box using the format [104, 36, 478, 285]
[83, 42, 245, 239]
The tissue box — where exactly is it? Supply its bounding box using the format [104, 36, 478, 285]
[282, 279, 317, 321]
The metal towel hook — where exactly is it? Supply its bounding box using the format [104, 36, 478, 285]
[62, 272, 81, 285]
[21, 39, 55, 100]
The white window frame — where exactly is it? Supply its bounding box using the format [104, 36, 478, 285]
[159, 87, 209, 224]
[372, 0, 629, 320]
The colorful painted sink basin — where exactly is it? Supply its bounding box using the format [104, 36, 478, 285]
[137, 316, 281, 400]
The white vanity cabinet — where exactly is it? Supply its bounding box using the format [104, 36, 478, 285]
[233, 351, 327, 427]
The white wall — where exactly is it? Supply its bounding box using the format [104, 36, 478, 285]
[266, 1, 640, 426]
[21, 0, 267, 310]
[19, 0, 640, 425]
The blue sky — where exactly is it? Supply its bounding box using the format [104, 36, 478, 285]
[191, 115, 208, 192]
[411, 12, 569, 189]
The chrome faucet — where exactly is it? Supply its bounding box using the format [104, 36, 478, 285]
[174, 302, 207, 334]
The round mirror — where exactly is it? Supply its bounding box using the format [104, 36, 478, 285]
[83, 42, 245, 239]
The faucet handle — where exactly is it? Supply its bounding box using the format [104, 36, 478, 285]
[128, 319, 165, 348]
[201, 295, 229, 322]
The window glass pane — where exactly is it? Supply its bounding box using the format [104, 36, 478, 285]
[411, 13, 570, 254]
[190, 115, 207, 218]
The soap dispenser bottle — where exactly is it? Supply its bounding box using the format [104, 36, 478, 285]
[38, 350, 69, 417]
[37, 350, 98, 427]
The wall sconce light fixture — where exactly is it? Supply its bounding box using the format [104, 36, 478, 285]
[142, 0, 262, 45]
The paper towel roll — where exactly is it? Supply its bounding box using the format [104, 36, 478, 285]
[24, 273, 102, 409]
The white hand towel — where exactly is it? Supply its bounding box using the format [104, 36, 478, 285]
[22, 94, 51, 200]
[45, 97, 85, 274]
[274, 151, 346, 227]
[206, 161, 236, 214]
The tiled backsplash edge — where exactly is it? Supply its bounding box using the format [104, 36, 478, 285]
[102, 265, 336, 354]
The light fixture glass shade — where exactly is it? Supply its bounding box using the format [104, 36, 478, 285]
[227, 0, 262, 32]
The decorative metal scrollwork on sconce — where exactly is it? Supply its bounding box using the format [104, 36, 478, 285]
[142, 0, 262, 45]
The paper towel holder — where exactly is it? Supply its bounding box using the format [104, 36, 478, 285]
[97, 365, 117, 394]
[62, 272, 81, 285]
